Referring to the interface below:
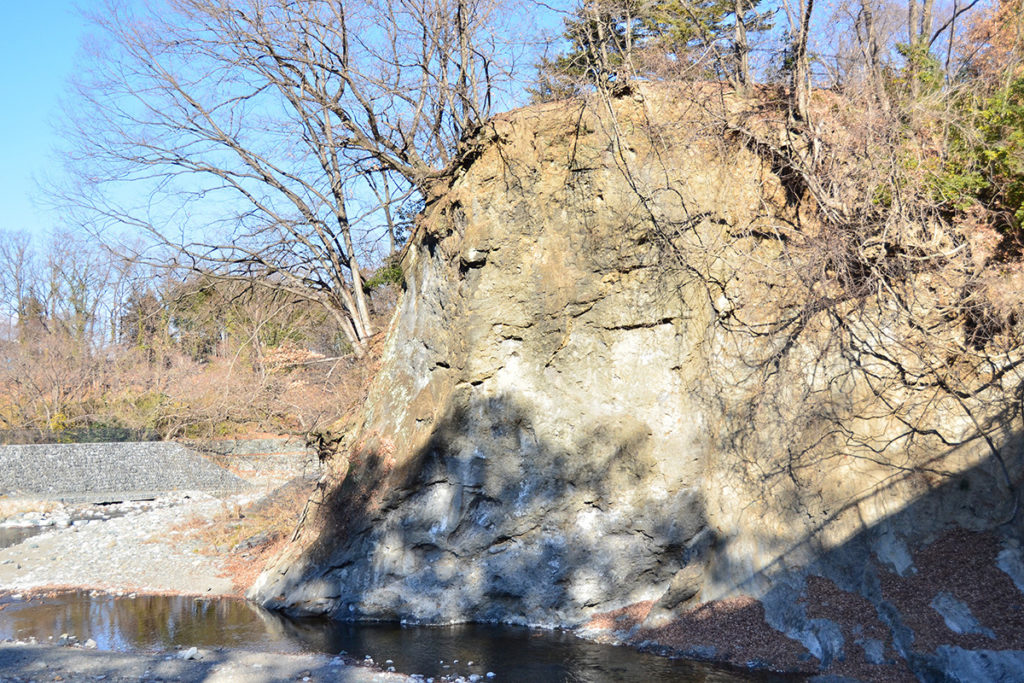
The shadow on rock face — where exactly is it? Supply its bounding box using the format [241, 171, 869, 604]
[255, 391, 710, 627]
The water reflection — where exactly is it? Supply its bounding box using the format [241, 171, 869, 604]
[0, 593, 789, 682]
[0, 526, 45, 550]
[280, 619, 783, 682]
[0, 593, 292, 653]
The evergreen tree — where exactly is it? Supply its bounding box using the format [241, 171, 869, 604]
[533, 0, 770, 100]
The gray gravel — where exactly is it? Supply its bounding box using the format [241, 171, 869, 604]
[0, 642, 413, 682]
[0, 443, 250, 502]
[0, 492, 246, 594]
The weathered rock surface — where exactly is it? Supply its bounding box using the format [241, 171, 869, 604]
[250, 86, 1024, 677]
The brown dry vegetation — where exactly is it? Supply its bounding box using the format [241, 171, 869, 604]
[174, 478, 320, 594]
[0, 233, 399, 443]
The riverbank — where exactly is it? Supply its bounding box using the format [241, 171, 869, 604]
[0, 437, 316, 596]
[577, 528, 1024, 682]
[0, 641, 412, 682]
[9, 440, 1018, 681]
[0, 439, 391, 682]
[0, 492, 250, 596]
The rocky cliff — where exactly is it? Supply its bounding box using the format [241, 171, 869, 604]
[251, 85, 1024, 678]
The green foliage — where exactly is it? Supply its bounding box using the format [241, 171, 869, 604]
[533, 0, 770, 100]
[930, 78, 1024, 232]
[169, 284, 222, 362]
[918, 155, 989, 213]
[544, 0, 652, 90]
[647, 0, 769, 55]
[973, 79, 1024, 229]
[896, 41, 944, 95]
[363, 261, 405, 291]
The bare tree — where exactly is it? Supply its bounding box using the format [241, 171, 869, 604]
[853, 0, 889, 110]
[0, 231, 37, 338]
[733, 0, 751, 91]
[63, 0, 520, 357]
[783, 0, 816, 121]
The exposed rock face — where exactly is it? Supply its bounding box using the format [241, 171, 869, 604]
[251, 86, 1024, 674]
[253, 90, 726, 624]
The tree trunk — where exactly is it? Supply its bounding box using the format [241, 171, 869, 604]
[858, 1, 889, 112]
[331, 306, 366, 359]
[733, 0, 751, 94]
[791, 0, 815, 121]
[349, 256, 375, 339]
[921, 0, 935, 40]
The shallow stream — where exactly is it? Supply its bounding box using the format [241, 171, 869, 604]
[0, 592, 791, 681]
[0, 526, 45, 550]
[0, 503, 133, 550]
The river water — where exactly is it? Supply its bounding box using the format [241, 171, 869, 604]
[0, 592, 793, 681]
[0, 526, 44, 550]
[1, 504, 131, 550]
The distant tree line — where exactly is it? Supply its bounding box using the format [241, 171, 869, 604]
[0, 228, 395, 442]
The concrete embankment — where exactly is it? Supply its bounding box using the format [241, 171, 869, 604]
[0, 442, 251, 503]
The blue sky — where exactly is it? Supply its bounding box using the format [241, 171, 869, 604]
[0, 3, 87, 239]
[0, 1, 563, 245]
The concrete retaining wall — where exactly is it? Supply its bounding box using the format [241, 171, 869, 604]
[0, 442, 251, 503]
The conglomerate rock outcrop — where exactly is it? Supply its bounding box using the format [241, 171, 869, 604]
[251, 85, 1024, 678]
